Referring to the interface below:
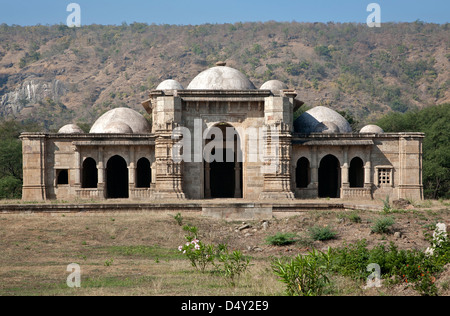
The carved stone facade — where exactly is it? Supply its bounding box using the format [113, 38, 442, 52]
[20, 64, 424, 202]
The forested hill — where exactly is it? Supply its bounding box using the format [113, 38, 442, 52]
[0, 22, 449, 131]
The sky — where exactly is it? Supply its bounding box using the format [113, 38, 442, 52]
[0, 0, 448, 26]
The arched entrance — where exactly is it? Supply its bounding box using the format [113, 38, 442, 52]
[204, 123, 242, 199]
[136, 157, 151, 188]
[82, 158, 97, 188]
[319, 154, 340, 198]
[106, 155, 129, 199]
[349, 157, 364, 188]
[296, 157, 310, 188]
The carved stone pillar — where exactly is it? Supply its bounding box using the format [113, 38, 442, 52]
[260, 122, 294, 200]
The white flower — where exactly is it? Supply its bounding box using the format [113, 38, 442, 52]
[178, 246, 183, 252]
[194, 244, 200, 250]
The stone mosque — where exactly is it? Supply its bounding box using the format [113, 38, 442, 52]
[20, 62, 424, 203]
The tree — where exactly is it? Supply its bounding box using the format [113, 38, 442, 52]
[0, 120, 39, 199]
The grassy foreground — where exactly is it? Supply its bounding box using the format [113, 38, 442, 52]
[0, 206, 448, 296]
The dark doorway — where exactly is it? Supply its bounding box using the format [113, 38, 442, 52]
[319, 154, 340, 198]
[210, 148, 237, 198]
[106, 155, 129, 199]
[82, 158, 97, 188]
[205, 124, 242, 199]
[136, 158, 151, 188]
[349, 157, 364, 188]
[296, 157, 310, 188]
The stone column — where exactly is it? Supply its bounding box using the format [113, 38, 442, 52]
[341, 147, 349, 199]
[97, 146, 105, 198]
[128, 146, 136, 194]
[204, 162, 211, 198]
[309, 146, 318, 190]
[74, 146, 81, 187]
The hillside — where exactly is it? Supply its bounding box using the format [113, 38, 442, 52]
[0, 22, 449, 131]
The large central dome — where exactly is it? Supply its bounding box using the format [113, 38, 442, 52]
[187, 65, 256, 90]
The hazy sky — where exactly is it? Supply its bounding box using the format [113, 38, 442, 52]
[0, 0, 448, 26]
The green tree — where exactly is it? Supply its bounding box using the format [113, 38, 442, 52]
[0, 120, 39, 199]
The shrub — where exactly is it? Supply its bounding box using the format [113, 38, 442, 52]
[178, 225, 216, 273]
[215, 245, 251, 286]
[371, 216, 395, 234]
[347, 212, 362, 223]
[271, 248, 331, 296]
[173, 212, 183, 226]
[308, 225, 337, 241]
[328, 236, 448, 296]
[266, 232, 298, 246]
[337, 211, 361, 223]
[329, 239, 370, 279]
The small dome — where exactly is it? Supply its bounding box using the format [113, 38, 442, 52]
[294, 106, 352, 134]
[58, 124, 84, 134]
[90, 107, 151, 134]
[103, 122, 133, 134]
[360, 125, 384, 134]
[187, 66, 256, 90]
[156, 79, 184, 90]
[260, 80, 288, 95]
[313, 121, 340, 133]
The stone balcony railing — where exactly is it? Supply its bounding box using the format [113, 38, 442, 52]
[130, 188, 153, 199]
[76, 188, 101, 199]
[342, 187, 372, 199]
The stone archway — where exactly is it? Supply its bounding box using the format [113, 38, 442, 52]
[106, 155, 129, 199]
[204, 123, 242, 199]
[319, 154, 340, 198]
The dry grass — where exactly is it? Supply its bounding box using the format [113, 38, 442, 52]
[0, 211, 284, 296]
[0, 205, 448, 296]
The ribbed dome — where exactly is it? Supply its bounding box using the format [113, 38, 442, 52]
[58, 124, 84, 134]
[360, 125, 384, 134]
[294, 106, 352, 134]
[90, 107, 151, 134]
[187, 66, 256, 90]
[156, 79, 184, 90]
[260, 80, 288, 95]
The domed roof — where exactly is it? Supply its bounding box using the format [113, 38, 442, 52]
[360, 124, 384, 134]
[187, 66, 256, 90]
[260, 80, 288, 95]
[58, 124, 84, 134]
[103, 122, 133, 134]
[156, 79, 184, 90]
[294, 106, 352, 134]
[90, 107, 151, 134]
[313, 121, 340, 133]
